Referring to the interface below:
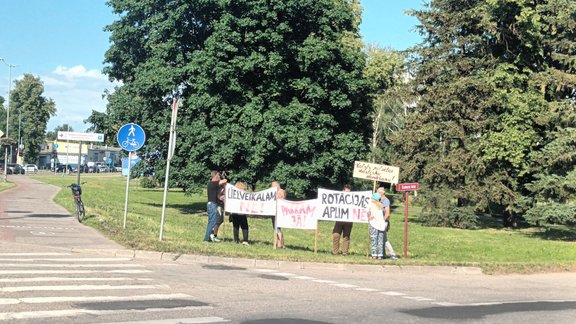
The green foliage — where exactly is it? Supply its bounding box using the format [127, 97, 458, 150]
[9, 74, 56, 163]
[139, 176, 159, 188]
[422, 207, 479, 229]
[103, 0, 371, 198]
[46, 124, 74, 140]
[393, 0, 576, 228]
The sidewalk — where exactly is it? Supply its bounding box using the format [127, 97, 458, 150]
[0, 175, 123, 250]
[0, 176, 482, 275]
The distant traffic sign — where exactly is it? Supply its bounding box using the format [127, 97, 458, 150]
[0, 130, 4, 137]
[58, 131, 104, 142]
[396, 183, 420, 191]
[117, 123, 145, 152]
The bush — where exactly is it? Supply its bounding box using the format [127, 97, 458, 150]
[139, 176, 159, 188]
[421, 206, 479, 229]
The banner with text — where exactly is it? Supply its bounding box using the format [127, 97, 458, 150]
[317, 188, 371, 223]
[276, 199, 318, 230]
[224, 184, 277, 216]
[353, 161, 400, 184]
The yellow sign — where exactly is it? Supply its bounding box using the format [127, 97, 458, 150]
[0, 130, 4, 138]
[54, 141, 88, 154]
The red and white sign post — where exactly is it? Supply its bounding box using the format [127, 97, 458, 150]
[395, 183, 419, 258]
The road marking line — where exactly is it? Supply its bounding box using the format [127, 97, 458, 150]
[0, 253, 70, 256]
[0, 284, 169, 292]
[0, 306, 213, 320]
[0, 258, 133, 262]
[292, 276, 315, 280]
[402, 296, 435, 301]
[100, 317, 231, 324]
[253, 269, 275, 273]
[0, 293, 193, 305]
[380, 291, 406, 296]
[355, 288, 379, 292]
[332, 283, 359, 288]
[0, 263, 144, 268]
[312, 279, 336, 284]
[0, 277, 153, 283]
[272, 272, 296, 276]
[0, 269, 151, 274]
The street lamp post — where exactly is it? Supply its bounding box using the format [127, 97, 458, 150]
[1, 58, 17, 180]
[0, 57, 16, 182]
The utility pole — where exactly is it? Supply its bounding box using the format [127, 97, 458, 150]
[1, 58, 17, 181]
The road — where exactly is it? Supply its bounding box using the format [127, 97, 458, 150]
[1, 176, 575, 323]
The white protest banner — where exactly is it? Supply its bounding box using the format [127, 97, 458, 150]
[224, 183, 277, 216]
[276, 199, 318, 230]
[353, 161, 400, 184]
[317, 188, 371, 223]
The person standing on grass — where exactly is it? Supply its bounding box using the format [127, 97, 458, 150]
[211, 181, 226, 241]
[377, 187, 398, 260]
[205, 170, 227, 242]
[271, 181, 285, 248]
[368, 192, 385, 259]
[332, 184, 353, 256]
[230, 181, 250, 245]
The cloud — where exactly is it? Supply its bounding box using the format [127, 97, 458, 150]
[53, 65, 107, 81]
[43, 65, 118, 133]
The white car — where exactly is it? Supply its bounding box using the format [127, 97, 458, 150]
[23, 164, 39, 174]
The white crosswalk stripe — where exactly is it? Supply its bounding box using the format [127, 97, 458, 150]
[0, 252, 226, 323]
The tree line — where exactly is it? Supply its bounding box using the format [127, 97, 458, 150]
[2, 0, 574, 228]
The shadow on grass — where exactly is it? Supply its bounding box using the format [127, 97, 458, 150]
[141, 201, 207, 215]
[523, 226, 576, 242]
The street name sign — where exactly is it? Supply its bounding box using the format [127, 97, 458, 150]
[396, 183, 420, 191]
[58, 131, 104, 142]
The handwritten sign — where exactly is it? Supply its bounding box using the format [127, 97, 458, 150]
[317, 188, 371, 223]
[353, 161, 400, 184]
[224, 184, 277, 216]
[276, 199, 318, 230]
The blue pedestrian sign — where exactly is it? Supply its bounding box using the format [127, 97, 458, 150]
[117, 123, 146, 152]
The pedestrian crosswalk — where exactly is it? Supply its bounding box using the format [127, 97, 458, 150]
[0, 252, 229, 323]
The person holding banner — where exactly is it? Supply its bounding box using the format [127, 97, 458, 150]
[377, 187, 398, 260]
[230, 181, 250, 245]
[368, 192, 386, 259]
[332, 184, 354, 256]
[271, 181, 285, 248]
[205, 171, 227, 242]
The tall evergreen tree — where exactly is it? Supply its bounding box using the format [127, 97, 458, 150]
[393, 0, 576, 227]
[103, 0, 371, 197]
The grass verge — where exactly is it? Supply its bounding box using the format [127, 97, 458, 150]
[31, 174, 576, 274]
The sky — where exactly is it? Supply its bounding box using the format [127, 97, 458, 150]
[0, 0, 424, 135]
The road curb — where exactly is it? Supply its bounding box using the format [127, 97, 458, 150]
[70, 247, 483, 275]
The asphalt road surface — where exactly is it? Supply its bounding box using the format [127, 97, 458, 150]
[1, 176, 575, 323]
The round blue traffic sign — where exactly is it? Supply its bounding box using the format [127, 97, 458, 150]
[117, 123, 146, 152]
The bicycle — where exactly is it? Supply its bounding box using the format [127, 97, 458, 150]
[67, 183, 86, 222]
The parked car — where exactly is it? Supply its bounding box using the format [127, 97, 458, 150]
[98, 164, 111, 173]
[23, 164, 39, 174]
[7, 163, 24, 175]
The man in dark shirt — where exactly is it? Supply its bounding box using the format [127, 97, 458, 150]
[205, 170, 227, 242]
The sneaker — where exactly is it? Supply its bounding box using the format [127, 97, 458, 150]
[390, 255, 398, 260]
[241, 241, 249, 246]
[209, 234, 221, 242]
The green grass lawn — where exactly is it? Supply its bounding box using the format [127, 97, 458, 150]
[31, 174, 576, 274]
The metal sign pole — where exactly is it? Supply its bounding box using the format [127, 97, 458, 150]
[123, 151, 132, 229]
[404, 191, 409, 258]
[159, 98, 179, 240]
